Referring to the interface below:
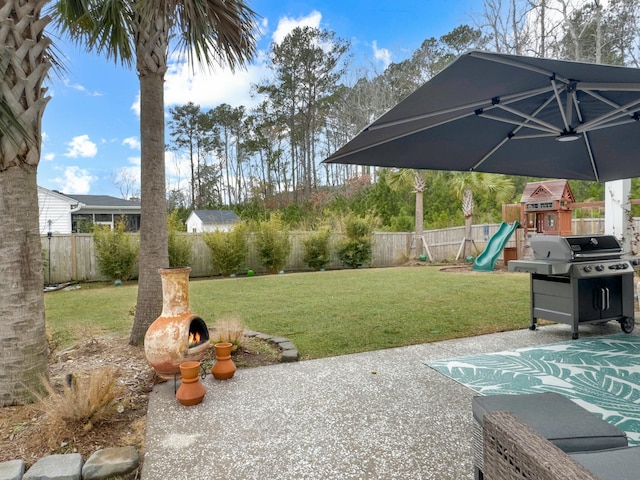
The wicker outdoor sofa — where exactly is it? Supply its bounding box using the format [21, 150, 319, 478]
[483, 411, 640, 480]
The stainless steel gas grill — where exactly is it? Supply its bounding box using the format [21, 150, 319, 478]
[508, 235, 635, 339]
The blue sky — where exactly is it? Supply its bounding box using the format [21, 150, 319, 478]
[38, 0, 481, 198]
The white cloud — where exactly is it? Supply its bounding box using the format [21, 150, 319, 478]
[64, 135, 98, 158]
[62, 78, 86, 93]
[163, 58, 269, 110]
[43, 152, 55, 162]
[372, 41, 392, 69]
[131, 94, 140, 117]
[54, 166, 96, 194]
[272, 10, 322, 44]
[130, 10, 325, 117]
[118, 164, 141, 185]
[123, 137, 141, 150]
[62, 78, 102, 97]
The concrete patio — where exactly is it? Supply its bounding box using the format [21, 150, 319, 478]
[141, 322, 631, 480]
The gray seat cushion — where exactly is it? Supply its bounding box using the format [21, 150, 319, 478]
[472, 392, 628, 452]
[571, 446, 640, 480]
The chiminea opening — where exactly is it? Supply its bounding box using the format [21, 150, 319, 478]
[188, 317, 209, 348]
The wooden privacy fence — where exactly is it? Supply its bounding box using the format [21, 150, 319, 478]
[41, 219, 626, 284]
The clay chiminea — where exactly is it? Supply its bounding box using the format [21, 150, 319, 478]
[144, 267, 211, 379]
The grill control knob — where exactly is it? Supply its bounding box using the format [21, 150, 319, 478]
[583, 265, 592, 273]
[595, 265, 604, 272]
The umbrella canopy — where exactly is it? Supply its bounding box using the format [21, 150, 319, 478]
[325, 50, 640, 182]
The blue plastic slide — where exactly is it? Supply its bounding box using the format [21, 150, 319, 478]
[473, 221, 520, 272]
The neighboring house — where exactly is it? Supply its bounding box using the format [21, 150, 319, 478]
[65, 194, 141, 232]
[38, 186, 142, 233]
[186, 210, 240, 233]
[38, 186, 82, 234]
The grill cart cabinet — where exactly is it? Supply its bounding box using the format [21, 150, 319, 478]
[509, 235, 636, 339]
[531, 272, 634, 339]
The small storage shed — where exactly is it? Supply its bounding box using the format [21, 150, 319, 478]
[186, 210, 240, 233]
[520, 179, 574, 236]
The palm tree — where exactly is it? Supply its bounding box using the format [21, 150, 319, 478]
[387, 168, 432, 260]
[54, 0, 259, 344]
[0, 1, 52, 405]
[450, 173, 515, 259]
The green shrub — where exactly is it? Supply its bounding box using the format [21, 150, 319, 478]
[337, 215, 372, 268]
[303, 229, 331, 270]
[202, 222, 248, 276]
[255, 214, 292, 274]
[92, 222, 139, 281]
[168, 211, 192, 267]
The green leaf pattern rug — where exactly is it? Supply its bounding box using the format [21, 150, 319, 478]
[427, 334, 640, 445]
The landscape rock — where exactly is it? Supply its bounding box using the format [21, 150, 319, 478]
[81, 446, 139, 480]
[23, 453, 82, 480]
[0, 459, 25, 480]
[281, 349, 299, 362]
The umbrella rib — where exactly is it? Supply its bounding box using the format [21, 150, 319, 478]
[582, 88, 636, 111]
[582, 132, 600, 182]
[468, 51, 572, 84]
[495, 104, 561, 133]
[577, 96, 640, 132]
[479, 112, 559, 134]
[473, 92, 557, 171]
[330, 109, 477, 161]
[552, 79, 571, 131]
[571, 91, 583, 123]
[368, 86, 553, 131]
[582, 117, 638, 132]
[579, 82, 640, 92]
[510, 133, 557, 139]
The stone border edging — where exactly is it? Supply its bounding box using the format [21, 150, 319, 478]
[244, 330, 299, 362]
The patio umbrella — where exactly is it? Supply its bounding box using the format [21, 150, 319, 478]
[324, 50, 640, 182]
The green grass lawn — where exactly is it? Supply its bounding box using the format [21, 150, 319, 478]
[45, 267, 531, 359]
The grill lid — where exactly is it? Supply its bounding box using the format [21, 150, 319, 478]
[531, 235, 622, 261]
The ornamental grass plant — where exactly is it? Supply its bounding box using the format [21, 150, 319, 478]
[32, 367, 125, 449]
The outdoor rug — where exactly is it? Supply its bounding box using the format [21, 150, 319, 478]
[427, 334, 640, 445]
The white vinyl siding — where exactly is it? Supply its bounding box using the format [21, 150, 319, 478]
[38, 188, 77, 234]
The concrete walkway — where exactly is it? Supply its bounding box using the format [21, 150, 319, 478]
[141, 322, 626, 480]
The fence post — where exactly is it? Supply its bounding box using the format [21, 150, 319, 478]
[71, 233, 77, 280]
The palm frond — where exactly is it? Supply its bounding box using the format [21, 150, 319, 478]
[51, 0, 136, 67]
[139, 0, 259, 72]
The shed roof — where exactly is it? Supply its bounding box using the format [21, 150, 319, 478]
[520, 179, 574, 203]
[191, 209, 240, 224]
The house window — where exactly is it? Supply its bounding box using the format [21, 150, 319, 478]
[546, 214, 556, 228]
[72, 214, 94, 233]
[119, 214, 141, 232]
[526, 213, 535, 229]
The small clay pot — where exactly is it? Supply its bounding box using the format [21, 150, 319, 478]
[176, 361, 206, 406]
[211, 342, 237, 380]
